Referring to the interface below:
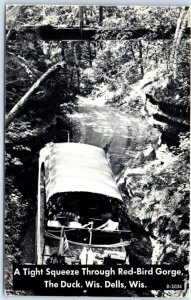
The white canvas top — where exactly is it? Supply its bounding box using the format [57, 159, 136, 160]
[39, 142, 123, 203]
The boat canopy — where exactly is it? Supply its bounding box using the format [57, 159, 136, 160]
[39, 143, 123, 203]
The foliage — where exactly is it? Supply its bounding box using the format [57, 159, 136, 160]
[6, 6, 83, 293]
[118, 130, 189, 297]
[5, 178, 30, 292]
[102, 7, 181, 30]
[5, 5, 190, 296]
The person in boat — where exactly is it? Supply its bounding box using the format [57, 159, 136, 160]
[96, 213, 119, 231]
[79, 247, 95, 265]
[68, 215, 82, 228]
[47, 215, 62, 227]
[68, 215, 92, 229]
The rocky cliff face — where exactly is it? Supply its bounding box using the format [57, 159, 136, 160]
[117, 71, 189, 297]
[144, 75, 189, 148]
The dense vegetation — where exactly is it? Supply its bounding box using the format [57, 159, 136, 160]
[5, 6, 190, 296]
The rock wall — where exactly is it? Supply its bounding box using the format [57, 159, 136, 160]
[117, 71, 190, 297]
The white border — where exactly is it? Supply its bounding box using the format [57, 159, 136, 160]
[1, 1, 191, 299]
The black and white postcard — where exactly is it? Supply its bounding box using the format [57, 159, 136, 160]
[5, 5, 190, 296]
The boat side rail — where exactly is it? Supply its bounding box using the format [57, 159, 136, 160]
[45, 230, 131, 248]
[46, 226, 132, 234]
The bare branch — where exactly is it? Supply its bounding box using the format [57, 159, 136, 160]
[6, 61, 65, 128]
[7, 52, 40, 78]
[17, 55, 40, 78]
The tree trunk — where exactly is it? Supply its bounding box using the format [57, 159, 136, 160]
[6, 61, 65, 128]
[99, 6, 103, 25]
[79, 6, 84, 33]
[163, 40, 169, 72]
[74, 44, 80, 91]
[138, 40, 144, 78]
[155, 50, 158, 67]
[144, 40, 150, 69]
[172, 8, 188, 59]
[130, 43, 136, 62]
[69, 42, 74, 88]
[172, 7, 189, 79]
[89, 41, 92, 67]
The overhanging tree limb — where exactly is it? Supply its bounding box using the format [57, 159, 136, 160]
[8, 51, 40, 79]
[6, 61, 65, 129]
[17, 55, 40, 78]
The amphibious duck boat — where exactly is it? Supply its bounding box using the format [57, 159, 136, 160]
[36, 142, 131, 265]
